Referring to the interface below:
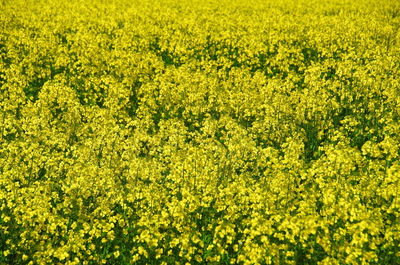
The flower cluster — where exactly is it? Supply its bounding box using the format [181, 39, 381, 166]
[1, 0, 400, 264]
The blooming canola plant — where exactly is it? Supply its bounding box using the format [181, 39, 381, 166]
[0, 0, 400, 264]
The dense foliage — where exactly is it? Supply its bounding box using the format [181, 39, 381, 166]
[1, 0, 400, 264]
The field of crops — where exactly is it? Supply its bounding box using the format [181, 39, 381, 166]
[1, 0, 400, 264]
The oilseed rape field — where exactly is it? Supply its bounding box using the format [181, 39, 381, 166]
[1, 0, 400, 264]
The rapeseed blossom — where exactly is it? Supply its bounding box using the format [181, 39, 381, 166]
[1, 0, 399, 264]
